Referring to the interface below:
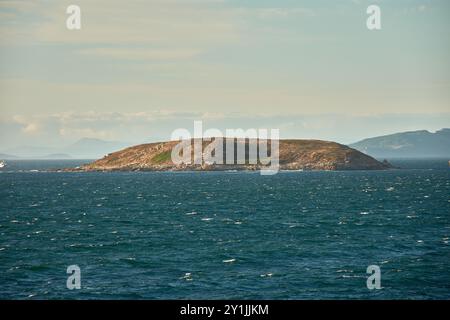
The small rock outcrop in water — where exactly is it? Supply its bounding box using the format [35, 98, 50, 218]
[72, 139, 392, 172]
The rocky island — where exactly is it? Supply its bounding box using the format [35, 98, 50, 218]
[71, 139, 391, 172]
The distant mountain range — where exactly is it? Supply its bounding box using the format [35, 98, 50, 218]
[350, 128, 450, 158]
[0, 138, 130, 159]
[2, 129, 449, 160]
[0, 153, 20, 159]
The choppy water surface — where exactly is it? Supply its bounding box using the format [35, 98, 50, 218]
[0, 160, 449, 299]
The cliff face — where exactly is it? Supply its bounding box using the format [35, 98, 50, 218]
[77, 139, 391, 171]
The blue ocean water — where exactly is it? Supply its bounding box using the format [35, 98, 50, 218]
[0, 159, 449, 299]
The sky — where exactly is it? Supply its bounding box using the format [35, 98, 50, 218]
[0, 0, 449, 150]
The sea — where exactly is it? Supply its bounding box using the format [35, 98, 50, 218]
[0, 159, 449, 299]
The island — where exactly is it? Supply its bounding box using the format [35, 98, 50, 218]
[69, 139, 392, 172]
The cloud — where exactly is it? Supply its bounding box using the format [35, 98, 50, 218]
[0, 1, 316, 54]
[3, 111, 450, 150]
[77, 48, 202, 61]
[0, 0, 239, 46]
[6, 110, 228, 144]
[1, 0, 449, 134]
[58, 127, 114, 140]
[13, 115, 41, 134]
[255, 7, 315, 19]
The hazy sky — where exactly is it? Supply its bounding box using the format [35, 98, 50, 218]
[0, 0, 449, 149]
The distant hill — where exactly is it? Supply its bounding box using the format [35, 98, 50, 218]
[2, 146, 56, 158]
[1, 138, 129, 159]
[350, 129, 450, 158]
[72, 139, 392, 172]
[0, 151, 71, 159]
[0, 153, 19, 159]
